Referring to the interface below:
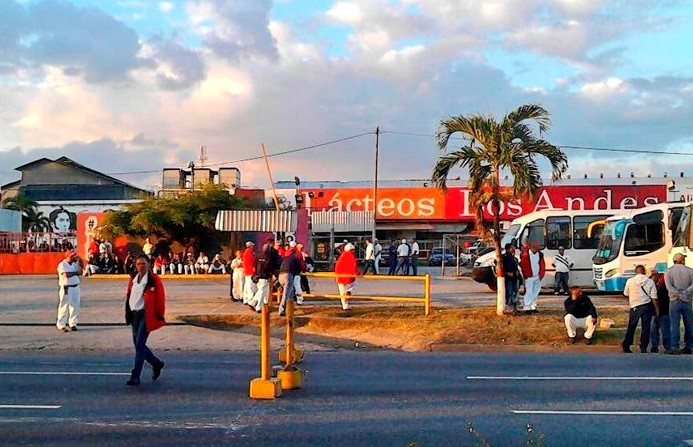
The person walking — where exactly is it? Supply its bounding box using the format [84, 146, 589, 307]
[373, 239, 382, 275]
[395, 239, 410, 275]
[242, 241, 257, 305]
[410, 239, 420, 276]
[552, 246, 573, 295]
[649, 269, 671, 353]
[296, 243, 312, 302]
[278, 243, 304, 316]
[665, 253, 693, 355]
[229, 250, 244, 302]
[622, 265, 657, 353]
[56, 250, 82, 333]
[363, 238, 376, 275]
[519, 242, 545, 314]
[387, 240, 398, 276]
[248, 240, 275, 313]
[335, 243, 358, 311]
[564, 286, 598, 344]
[124, 255, 166, 386]
[502, 243, 519, 312]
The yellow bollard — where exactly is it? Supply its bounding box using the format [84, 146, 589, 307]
[424, 273, 431, 316]
[249, 304, 282, 400]
[277, 299, 304, 390]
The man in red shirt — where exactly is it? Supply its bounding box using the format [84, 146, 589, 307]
[335, 243, 358, 311]
[242, 241, 256, 304]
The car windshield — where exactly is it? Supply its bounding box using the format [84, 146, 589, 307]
[593, 219, 628, 265]
[500, 224, 521, 248]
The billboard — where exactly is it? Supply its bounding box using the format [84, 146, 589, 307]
[299, 185, 667, 221]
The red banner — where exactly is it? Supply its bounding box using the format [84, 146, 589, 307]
[299, 185, 667, 221]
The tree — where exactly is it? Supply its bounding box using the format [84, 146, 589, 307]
[1, 193, 46, 232]
[99, 183, 247, 250]
[24, 208, 51, 232]
[432, 104, 568, 316]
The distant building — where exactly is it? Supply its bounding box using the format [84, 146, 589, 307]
[0, 156, 148, 232]
[160, 165, 241, 195]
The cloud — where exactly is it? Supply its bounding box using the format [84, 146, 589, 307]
[158, 1, 174, 13]
[144, 36, 207, 90]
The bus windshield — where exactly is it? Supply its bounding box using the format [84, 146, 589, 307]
[593, 219, 628, 265]
[674, 206, 692, 248]
[501, 224, 521, 248]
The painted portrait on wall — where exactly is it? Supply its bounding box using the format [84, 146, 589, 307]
[49, 208, 77, 233]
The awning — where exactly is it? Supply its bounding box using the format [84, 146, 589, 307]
[215, 210, 296, 232]
[310, 211, 374, 233]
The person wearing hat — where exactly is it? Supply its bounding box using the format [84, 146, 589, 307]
[242, 241, 257, 304]
[56, 250, 82, 332]
[665, 253, 693, 354]
[395, 238, 411, 275]
[552, 246, 573, 295]
[335, 243, 358, 310]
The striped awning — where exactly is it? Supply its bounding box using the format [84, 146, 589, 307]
[215, 210, 296, 232]
[310, 211, 374, 233]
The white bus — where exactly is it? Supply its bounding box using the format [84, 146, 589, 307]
[592, 202, 686, 291]
[668, 203, 693, 267]
[472, 209, 613, 291]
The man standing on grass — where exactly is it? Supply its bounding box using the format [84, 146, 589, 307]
[502, 243, 519, 312]
[552, 246, 573, 295]
[519, 242, 545, 314]
[665, 253, 693, 355]
[56, 250, 81, 333]
[622, 265, 657, 353]
[564, 286, 598, 345]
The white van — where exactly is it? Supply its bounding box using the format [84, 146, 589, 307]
[472, 209, 613, 290]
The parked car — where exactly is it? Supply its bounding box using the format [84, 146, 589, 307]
[427, 248, 456, 266]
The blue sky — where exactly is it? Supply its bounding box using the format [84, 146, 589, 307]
[1, 0, 693, 188]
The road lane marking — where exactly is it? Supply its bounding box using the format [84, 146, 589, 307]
[0, 371, 129, 376]
[0, 405, 61, 410]
[468, 376, 693, 381]
[513, 410, 693, 416]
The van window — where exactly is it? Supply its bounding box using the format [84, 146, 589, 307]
[573, 215, 610, 250]
[624, 223, 664, 256]
[675, 207, 692, 248]
[546, 216, 572, 249]
[520, 219, 545, 248]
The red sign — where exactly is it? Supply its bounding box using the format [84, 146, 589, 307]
[299, 185, 667, 221]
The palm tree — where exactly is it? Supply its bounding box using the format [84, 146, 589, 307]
[24, 208, 51, 233]
[1, 193, 43, 232]
[433, 104, 568, 316]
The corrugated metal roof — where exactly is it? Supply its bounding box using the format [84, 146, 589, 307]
[311, 211, 374, 233]
[215, 210, 296, 232]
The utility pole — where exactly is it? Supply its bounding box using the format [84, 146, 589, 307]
[372, 127, 379, 243]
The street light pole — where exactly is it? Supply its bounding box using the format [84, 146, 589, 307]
[372, 127, 379, 243]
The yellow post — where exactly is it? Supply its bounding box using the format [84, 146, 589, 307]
[249, 304, 282, 399]
[277, 299, 304, 390]
[424, 273, 431, 316]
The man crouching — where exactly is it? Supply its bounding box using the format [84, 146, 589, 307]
[564, 286, 598, 345]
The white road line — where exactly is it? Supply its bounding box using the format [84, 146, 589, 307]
[467, 376, 693, 381]
[0, 371, 129, 376]
[0, 405, 62, 410]
[513, 410, 693, 416]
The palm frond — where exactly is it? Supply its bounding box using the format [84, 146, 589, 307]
[502, 104, 551, 134]
[524, 140, 569, 180]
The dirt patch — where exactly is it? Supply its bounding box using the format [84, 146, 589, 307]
[180, 305, 634, 352]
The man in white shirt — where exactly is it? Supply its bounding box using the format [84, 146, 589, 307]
[208, 254, 227, 274]
[56, 250, 81, 333]
[411, 239, 420, 276]
[552, 246, 573, 295]
[364, 239, 376, 274]
[373, 239, 382, 275]
[622, 265, 658, 353]
[395, 239, 410, 275]
[195, 252, 210, 274]
[142, 238, 154, 259]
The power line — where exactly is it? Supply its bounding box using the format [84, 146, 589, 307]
[380, 129, 693, 157]
[107, 131, 375, 176]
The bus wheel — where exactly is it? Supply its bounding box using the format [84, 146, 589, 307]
[486, 282, 497, 292]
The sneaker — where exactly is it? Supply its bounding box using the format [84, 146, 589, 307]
[56, 327, 69, 333]
[650, 349, 659, 354]
[568, 337, 576, 344]
[640, 348, 647, 354]
[681, 347, 692, 355]
[622, 345, 633, 353]
[584, 338, 592, 345]
[69, 326, 78, 332]
[297, 297, 304, 305]
[152, 362, 165, 381]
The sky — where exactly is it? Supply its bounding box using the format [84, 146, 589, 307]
[1, 0, 693, 190]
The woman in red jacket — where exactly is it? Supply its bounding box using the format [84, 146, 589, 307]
[125, 255, 166, 386]
[335, 243, 358, 311]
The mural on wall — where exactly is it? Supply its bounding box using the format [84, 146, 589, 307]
[48, 207, 77, 233]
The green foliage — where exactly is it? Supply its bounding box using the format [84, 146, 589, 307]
[1, 193, 50, 232]
[99, 183, 247, 247]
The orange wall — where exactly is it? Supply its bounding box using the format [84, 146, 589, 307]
[0, 252, 65, 274]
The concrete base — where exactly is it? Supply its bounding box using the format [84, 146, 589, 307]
[277, 369, 303, 390]
[279, 348, 304, 364]
[249, 378, 282, 400]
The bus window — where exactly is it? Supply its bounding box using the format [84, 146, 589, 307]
[669, 207, 684, 232]
[520, 219, 545, 248]
[573, 215, 610, 249]
[674, 207, 693, 249]
[624, 223, 664, 256]
[546, 216, 572, 249]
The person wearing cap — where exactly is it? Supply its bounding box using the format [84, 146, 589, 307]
[56, 250, 82, 332]
[242, 242, 257, 304]
[622, 265, 657, 353]
[335, 243, 358, 310]
[208, 254, 226, 274]
[395, 239, 411, 275]
[665, 253, 693, 354]
[552, 246, 573, 295]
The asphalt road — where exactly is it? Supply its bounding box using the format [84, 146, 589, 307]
[1, 351, 692, 446]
